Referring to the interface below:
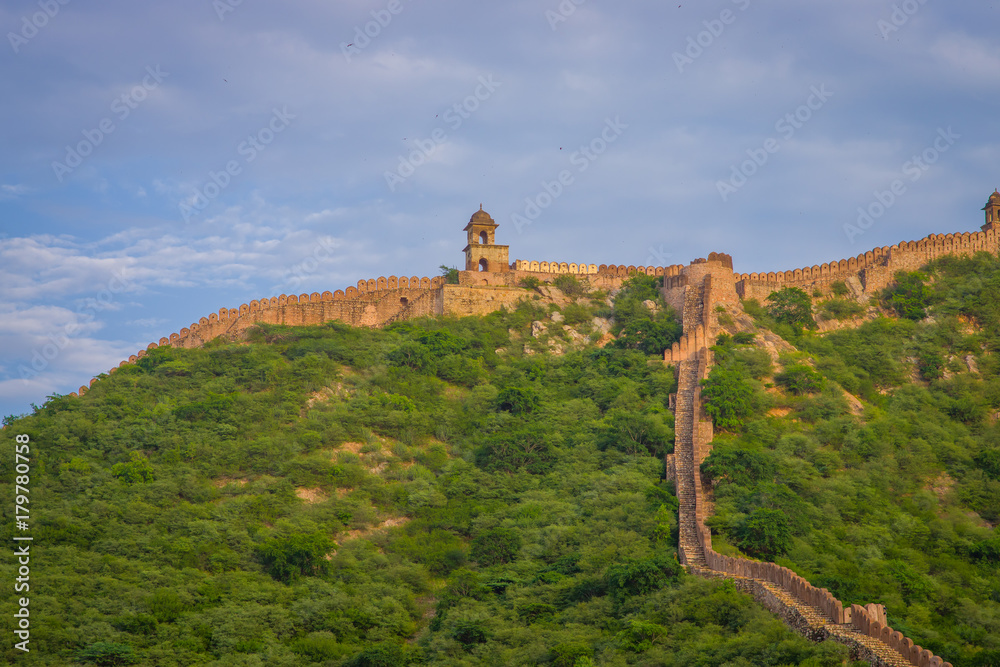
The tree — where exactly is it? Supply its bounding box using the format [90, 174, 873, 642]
[774, 364, 825, 395]
[597, 409, 672, 457]
[702, 367, 760, 430]
[470, 527, 521, 566]
[477, 426, 552, 474]
[77, 643, 139, 666]
[111, 452, 154, 485]
[495, 386, 540, 415]
[256, 531, 335, 582]
[882, 271, 932, 320]
[766, 288, 815, 330]
[605, 553, 680, 602]
[735, 508, 791, 559]
[439, 265, 460, 284]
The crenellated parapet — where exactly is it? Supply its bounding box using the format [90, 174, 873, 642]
[736, 229, 1000, 300]
[510, 259, 685, 278]
[69, 274, 447, 397]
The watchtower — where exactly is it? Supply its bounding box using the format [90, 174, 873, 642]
[982, 189, 1000, 231]
[463, 205, 509, 272]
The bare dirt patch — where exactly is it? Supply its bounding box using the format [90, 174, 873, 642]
[927, 472, 955, 501]
[337, 516, 411, 544]
[295, 487, 329, 504]
[212, 477, 248, 489]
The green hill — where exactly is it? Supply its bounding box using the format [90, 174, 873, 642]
[1, 264, 998, 665]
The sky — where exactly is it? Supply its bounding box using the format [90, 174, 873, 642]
[1, 0, 998, 419]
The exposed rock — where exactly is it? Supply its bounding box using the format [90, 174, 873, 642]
[550, 311, 564, 323]
[595, 332, 615, 348]
[531, 321, 547, 338]
[591, 316, 612, 334]
[965, 354, 979, 374]
[845, 276, 868, 302]
[642, 299, 659, 315]
[563, 325, 587, 344]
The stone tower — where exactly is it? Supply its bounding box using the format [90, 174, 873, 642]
[463, 205, 509, 272]
[983, 189, 1000, 231]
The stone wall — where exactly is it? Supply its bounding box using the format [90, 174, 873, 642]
[668, 262, 955, 667]
[736, 229, 999, 301]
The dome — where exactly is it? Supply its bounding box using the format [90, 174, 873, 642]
[990, 190, 1000, 203]
[469, 204, 494, 224]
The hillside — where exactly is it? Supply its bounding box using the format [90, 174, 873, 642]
[1, 259, 998, 665]
[700, 253, 1000, 666]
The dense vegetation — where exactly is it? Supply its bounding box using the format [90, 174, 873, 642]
[1, 280, 858, 665]
[703, 253, 1000, 666]
[6, 255, 999, 665]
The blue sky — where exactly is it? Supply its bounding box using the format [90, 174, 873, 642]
[1, 0, 998, 418]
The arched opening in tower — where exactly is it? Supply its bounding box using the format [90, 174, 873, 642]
[479, 231, 488, 244]
[478, 258, 489, 272]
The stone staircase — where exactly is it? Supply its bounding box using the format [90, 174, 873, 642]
[675, 356, 705, 569]
[667, 274, 953, 667]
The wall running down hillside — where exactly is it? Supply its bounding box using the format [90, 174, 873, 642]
[664, 259, 955, 667]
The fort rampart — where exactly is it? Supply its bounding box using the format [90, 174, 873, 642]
[737, 229, 999, 301]
[669, 258, 955, 667]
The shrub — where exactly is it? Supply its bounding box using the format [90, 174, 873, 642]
[77, 643, 139, 666]
[605, 553, 681, 602]
[552, 642, 594, 666]
[775, 364, 825, 395]
[820, 298, 865, 321]
[518, 276, 542, 290]
[732, 331, 756, 345]
[766, 288, 816, 330]
[882, 271, 932, 320]
[495, 386, 540, 415]
[830, 280, 850, 297]
[111, 452, 154, 485]
[553, 274, 587, 298]
[561, 302, 592, 326]
[452, 618, 490, 647]
[742, 298, 767, 319]
[439, 265, 459, 284]
[470, 527, 522, 566]
[702, 367, 761, 430]
[735, 508, 791, 559]
[256, 531, 335, 582]
[596, 409, 672, 457]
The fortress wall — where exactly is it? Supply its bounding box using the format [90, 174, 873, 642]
[442, 284, 533, 317]
[735, 229, 999, 301]
[510, 259, 686, 280]
[675, 269, 954, 667]
[74, 276, 447, 396]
